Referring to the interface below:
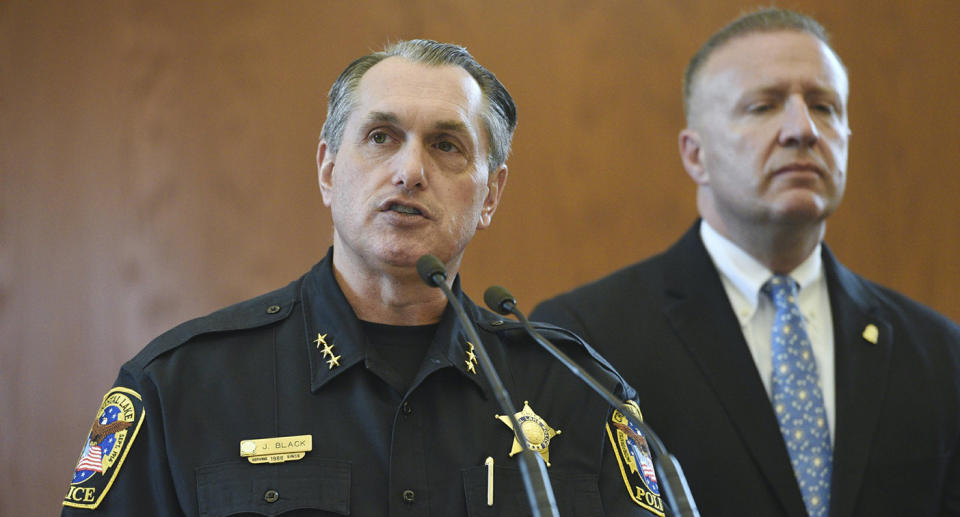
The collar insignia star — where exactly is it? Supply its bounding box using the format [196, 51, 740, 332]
[326, 354, 341, 369]
[464, 341, 478, 375]
[314, 333, 328, 348]
[496, 401, 561, 466]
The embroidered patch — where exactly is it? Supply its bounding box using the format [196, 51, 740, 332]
[63, 387, 145, 509]
[606, 408, 665, 516]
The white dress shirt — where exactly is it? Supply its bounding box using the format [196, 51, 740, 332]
[700, 221, 836, 441]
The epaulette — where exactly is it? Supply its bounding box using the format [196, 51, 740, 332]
[476, 318, 637, 400]
[129, 278, 301, 369]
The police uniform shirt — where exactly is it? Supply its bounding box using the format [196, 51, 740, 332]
[62, 248, 666, 516]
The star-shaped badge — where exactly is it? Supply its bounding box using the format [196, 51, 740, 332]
[496, 401, 561, 466]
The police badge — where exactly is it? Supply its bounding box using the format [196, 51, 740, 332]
[606, 408, 665, 516]
[63, 387, 145, 509]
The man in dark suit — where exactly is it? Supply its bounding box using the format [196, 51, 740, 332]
[532, 8, 960, 517]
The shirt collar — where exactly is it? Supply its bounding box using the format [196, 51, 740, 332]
[300, 247, 489, 395]
[700, 220, 823, 311]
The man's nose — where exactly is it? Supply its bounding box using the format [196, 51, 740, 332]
[393, 143, 429, 190]
[778, 96, 819, 148]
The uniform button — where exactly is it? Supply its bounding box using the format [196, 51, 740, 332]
[264, 489, 279, 503]
[402, 402, 413, 415]
[266, 305, 281, 314]
[401, 489, 416, 504]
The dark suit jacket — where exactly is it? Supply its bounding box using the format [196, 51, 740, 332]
[532, 222, 960, 517]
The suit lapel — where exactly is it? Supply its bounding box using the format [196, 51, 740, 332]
[661, 224, 808, 517]
[823, 247, 893, 517]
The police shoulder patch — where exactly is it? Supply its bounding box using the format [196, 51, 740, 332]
[606, 408, 665, 516]
[64, 387, 145, 509]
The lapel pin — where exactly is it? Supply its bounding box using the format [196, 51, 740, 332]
[862, 324, 879, 344]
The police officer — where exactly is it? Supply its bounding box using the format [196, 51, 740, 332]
[62, 39, 666, 516]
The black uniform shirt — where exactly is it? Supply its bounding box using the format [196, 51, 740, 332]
[62, 249, 666, 516]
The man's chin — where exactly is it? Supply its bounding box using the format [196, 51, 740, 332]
[769, 202, 834, 226]
[768, 190, 839, 222]
[376, 244, 441, 270]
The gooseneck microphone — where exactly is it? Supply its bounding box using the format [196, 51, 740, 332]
[415, 255, 559, 517]
[484, 285, 701, 517]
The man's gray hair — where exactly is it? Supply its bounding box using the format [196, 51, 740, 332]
[683, 8, 841, 121]
[320, 39, 517, 173]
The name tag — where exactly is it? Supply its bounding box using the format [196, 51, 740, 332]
[240, 435, 312, 464]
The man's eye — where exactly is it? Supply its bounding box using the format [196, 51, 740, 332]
[811, 103, 835, 114]
[435, 141, 457, 153]
[370, 132, 389, 144]
[748, 103, 772, 114]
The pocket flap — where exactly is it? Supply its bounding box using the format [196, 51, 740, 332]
[197, 458, 350, 516]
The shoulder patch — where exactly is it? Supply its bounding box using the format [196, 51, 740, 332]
[606, 408, 665, 516]
[64, 387, 145, 509]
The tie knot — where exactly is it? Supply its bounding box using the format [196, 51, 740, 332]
[762, 274, 799, 307]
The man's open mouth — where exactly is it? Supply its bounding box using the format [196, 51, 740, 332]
[389, 203, 422, 215]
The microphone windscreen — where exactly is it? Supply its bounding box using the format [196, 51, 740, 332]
[483, 285, 516, 315]
[416, 254, 447, 287]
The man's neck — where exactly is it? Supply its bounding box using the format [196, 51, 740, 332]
[331, 247, 454, 326]
[704, 216, 825, 274]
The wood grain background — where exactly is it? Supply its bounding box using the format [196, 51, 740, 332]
[3, 2, 958, 515]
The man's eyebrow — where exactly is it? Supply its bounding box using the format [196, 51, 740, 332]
[365, 111, 400, 125]
[746, 83, 840, 98]
[363, 113, 468, 131]
[434, 120, 469, 133]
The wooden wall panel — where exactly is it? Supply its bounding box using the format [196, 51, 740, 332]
[2, 2, 958, 514]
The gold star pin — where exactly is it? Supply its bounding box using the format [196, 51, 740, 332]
[496, 401, 561, 466]
[320, 342, 335, 358]
[862, 324, 879, 344]
[314, 333, 328, 348]
[466, 360, 477, 374]
[326, 354, 341, 369]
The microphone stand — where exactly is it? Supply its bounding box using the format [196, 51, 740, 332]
[485, 285, 700, 517]
[416, 256, 559, 517]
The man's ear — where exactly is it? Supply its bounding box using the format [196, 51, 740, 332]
[679, 128, 709, 185]
[477, 165, 508, 230]
[317, 140, 335, 207]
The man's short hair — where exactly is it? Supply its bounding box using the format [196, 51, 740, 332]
[683, 8, 839, 120]
[320, 39, 518, 173]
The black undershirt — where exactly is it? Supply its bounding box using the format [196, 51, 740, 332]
[360, 320, 438, 394]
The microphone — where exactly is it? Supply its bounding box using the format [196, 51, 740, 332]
[416, 254, 447, 287]
[484, 285, 701, 517]
[415, 256, 559, 517]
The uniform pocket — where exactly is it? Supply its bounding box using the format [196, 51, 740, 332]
[462, 465, 601, 517]
[197, 458, 350, 516]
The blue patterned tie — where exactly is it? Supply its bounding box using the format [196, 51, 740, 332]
[764, 275, 832, 516]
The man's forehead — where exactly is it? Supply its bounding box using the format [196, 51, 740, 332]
[353, 57, 483, 116]
[696, 30, 848, 98]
